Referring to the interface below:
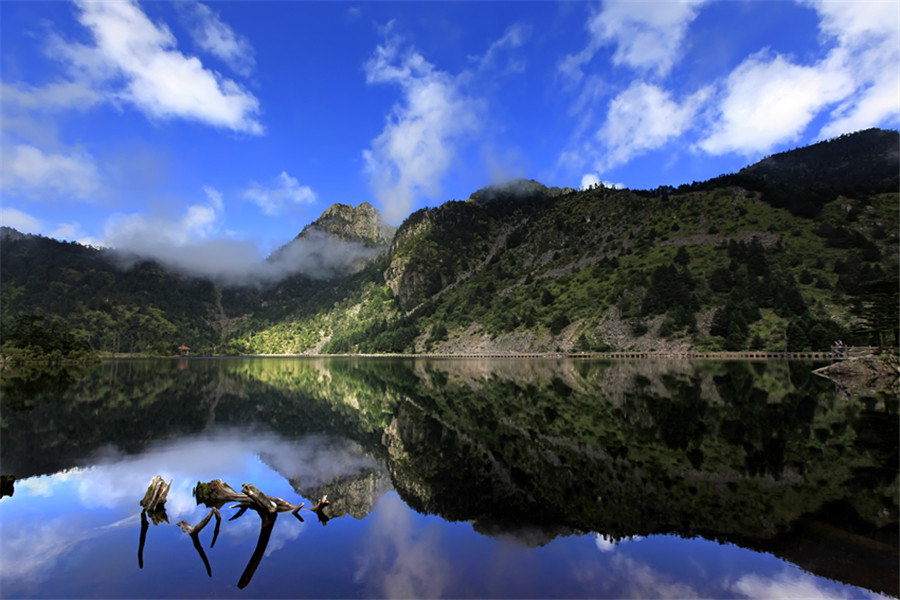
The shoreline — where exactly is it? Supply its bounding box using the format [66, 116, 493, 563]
[97, 350, 875, 361]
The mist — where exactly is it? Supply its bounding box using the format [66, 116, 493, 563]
[107, 227, 383, 286]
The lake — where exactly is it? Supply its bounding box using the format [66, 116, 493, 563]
[1, 357, 896, 598]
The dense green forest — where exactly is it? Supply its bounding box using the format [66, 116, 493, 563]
[1, 128, 897, 357]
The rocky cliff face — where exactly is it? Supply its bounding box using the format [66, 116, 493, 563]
[265, 202, 397, 279]
[300, 202, 396, 247]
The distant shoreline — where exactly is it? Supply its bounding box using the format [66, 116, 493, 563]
[97, 350, 859, 361]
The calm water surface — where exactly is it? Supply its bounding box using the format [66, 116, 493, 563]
[1, 357, 896, 598]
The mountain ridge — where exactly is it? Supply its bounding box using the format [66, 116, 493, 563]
[1, 128, 897, 357]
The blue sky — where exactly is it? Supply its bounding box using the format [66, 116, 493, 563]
[1, 0, 898, 278]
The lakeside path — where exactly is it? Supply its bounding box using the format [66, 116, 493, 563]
[100, 347, 890, 361]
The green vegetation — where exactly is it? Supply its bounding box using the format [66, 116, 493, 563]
[1, 129, 897, 355]
[0, 314, 99, 365]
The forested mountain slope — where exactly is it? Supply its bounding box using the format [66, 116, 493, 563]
[2, 128, 897, 356]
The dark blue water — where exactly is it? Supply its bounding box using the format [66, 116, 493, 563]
[1, 358, 896, 598]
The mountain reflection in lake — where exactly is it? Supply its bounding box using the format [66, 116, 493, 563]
[1, 357, 896, 598]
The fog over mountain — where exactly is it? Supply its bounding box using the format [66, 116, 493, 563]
[106, 201, 395, 285]
[108, 229, 383, 285]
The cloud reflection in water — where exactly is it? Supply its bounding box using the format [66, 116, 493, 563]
[0, 427, 385, 590]
[354, 492, 451, 599]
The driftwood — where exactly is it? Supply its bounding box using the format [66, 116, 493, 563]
[141, 476, 331, 588]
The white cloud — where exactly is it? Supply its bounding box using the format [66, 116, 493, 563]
[0, 206, 98, 245]
[353, 493, 451, 598]
[580, 173, 601, 190]
[50, 222, 97, 245]
[103, 185, 230, 257]
[181, 2, 256, 77]
[473, 23, 531, 73]
[244, 172, 317, 216]
[580, 174, 624, 190]
[807, 0, 900, 138]
[102, 185, 373, 282]
[593, 532, 644, 551]
[363, 25, 482, 222]
[561, 0, 707, 81]
[57, 0, 262, 135]
[0, 144, 100, 200]
[732, 570, 875, 599]
[0, 207, 43, 232]
[808, 0, 898, 46]
[0, 80, 102, 113]
[600, 81, 708, 169]
[699, 51, 855, 155]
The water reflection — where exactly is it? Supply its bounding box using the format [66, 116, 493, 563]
[1, 428, 387, 593]
[1, 357, 896, 598]
[355, 493, 452, 599]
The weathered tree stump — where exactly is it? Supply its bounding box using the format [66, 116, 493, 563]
[193, 479, 245, 508]
[140, 475, 171, 512]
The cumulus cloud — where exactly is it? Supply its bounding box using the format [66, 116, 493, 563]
[0, 143, 100, 201]
[363, 24, 482, 222]
[559, 0, 898, 177]
[600, 81, 709, 169]
[181, 2, 256, 77]
[55, 0, 262, 134]
[700, 2, 898, 155]
[561, 0, 707, 81]
[808, 0, 900, 138]
[243, 172, 317, 216]
[699, 51, 855, 155]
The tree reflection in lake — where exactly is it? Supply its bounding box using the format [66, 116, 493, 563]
[0, 357, 896, 598]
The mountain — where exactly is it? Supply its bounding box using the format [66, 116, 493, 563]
[739, 128, 900, 191]
[1, 128, 897, 356]
[299, 201, 396, 246]
[264, 201, 396, 281]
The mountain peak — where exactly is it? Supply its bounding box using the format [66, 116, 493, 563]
[300, 202, 396, 247]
